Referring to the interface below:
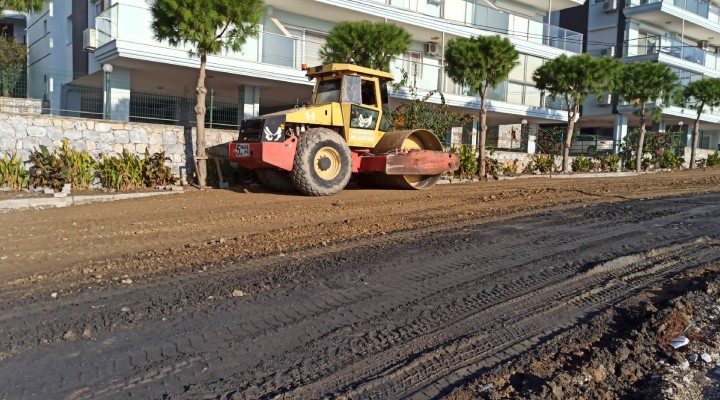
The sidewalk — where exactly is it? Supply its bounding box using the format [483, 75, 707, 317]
[0, 190, 184, 211]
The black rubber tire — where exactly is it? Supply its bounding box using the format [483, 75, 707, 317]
[586, 146, 596, 156]
[256, 169, 296, 193]
[290, 128, 352, 196]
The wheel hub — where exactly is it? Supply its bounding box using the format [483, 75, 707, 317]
[314, 147, 342, 180]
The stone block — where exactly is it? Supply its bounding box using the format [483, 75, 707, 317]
[123, 143, 136, 153]
[97, 142, 113, 154]
[95, 123, 111, 133]
[33, 118, 53, 127]
[135, 143, 148, 153]
[130, 127, 148, 144]
[73, 121, 87, 130]
[110, 123, 125, 130]
[70, 140, 88, 152]
[39, 137, 54, 148]
[86, 121, 94, 130]
[0, 120, 12, 134]
[162, 131, 178, 145]
[62, 120, 75, 129]
[165, 143, 184, 155]
[83, 130, 100, 141]
[114, 130, 130, 144]
[148, 145, 163, 154]
[64, 129, 82, 140]
[53, 119, 63, 126]
[220, 132, 235, 143]
[99, 131, 115, 143]
[27, 126, 46, 137]
[47, 126, 63, 141]
[20, 136, 40, 149]
[148, 133, 163, 145]
[87, 140, 97, 151]
[10, 116, 28, 130]
[0, 137, 17, 152]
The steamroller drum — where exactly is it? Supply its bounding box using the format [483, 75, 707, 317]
[256, 169, 296, 193]
[290, 128, 352, 196]
[367, 129, 443, 190]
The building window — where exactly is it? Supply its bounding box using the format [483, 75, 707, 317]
[404, 51, 423, 80]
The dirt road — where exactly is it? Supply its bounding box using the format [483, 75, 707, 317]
[1, 170, 720, 399]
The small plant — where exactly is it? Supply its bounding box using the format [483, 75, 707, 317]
[531, 154, 553, 173]
[659, 150, 680, 169]
[60, 140, 97, 190]
[97, 150, 146, 191]
[450, 145, 478, 178]
[29, 145, 66, 190]
[144, 150, 175, 186]
[597, 153, 621, 172]
[0, 152, 29, 190]
[708, 151, 720, 167]
[572, 154, 592, 172]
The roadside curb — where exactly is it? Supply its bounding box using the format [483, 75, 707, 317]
[0, 190, 183, 211]
[439, 170, 657, 184]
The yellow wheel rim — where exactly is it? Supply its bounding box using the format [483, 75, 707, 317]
[314, 146, 342, 180]
[402, 135, 424, 184]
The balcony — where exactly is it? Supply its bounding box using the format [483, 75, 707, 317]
[624, 35, 720, 72]
[625, 0, 720, 40]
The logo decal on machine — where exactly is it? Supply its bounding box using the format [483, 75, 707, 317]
[264, 126, 282, 141]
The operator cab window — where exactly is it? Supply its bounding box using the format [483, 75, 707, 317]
[342, 75, 362, 104]
[361, 79, 377, 107]
[316, 79, 341, 103]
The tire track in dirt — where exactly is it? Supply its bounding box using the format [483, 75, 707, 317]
[0, 194, 718, 399]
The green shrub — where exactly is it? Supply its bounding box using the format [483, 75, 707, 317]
[97, 149, 147, 191]
[572, 155, 592, 172]
[659, 150, 680, 169]
[144, 150, 175, 186]
[708, 151, 720, 167]
[531, 154, 553, 173]
[450, 145, 478, 178]
[29, 139, 97, 190]
[0, 152, 29, 190]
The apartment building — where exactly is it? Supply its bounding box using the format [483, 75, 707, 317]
[24, 0, 585, 150]
[580, 0, 720, 154]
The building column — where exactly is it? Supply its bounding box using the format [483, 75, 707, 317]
[104, 66, 131, 122]
[238, 85, 260, 125]
[613, 114, 628, 153]
[526, 122, 539, 154]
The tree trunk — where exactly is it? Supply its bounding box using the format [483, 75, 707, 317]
[635, 107, 646, 173]
[478, 88, 488, 179]
[563, 102, 578, 173]
[195, 52, 208, 187]
[690, 107, 702, 169]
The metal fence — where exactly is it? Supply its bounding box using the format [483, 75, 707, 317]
[0, 66, 257, 129]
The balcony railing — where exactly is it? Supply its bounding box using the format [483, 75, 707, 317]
[624, 35, 720, 70]
[378, 0, 583, 53]
[626, 0, 720, 24]
[92, 3, 566, 112]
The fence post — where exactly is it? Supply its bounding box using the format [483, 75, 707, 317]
[209, 89, 214, 129]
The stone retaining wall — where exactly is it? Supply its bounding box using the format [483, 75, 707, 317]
[0, 97, 42, 115]
[0, 111, 237, 184]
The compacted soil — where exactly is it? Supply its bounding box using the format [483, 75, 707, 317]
[0, 169, 719, 399]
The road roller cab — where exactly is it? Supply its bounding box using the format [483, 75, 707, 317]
[228, 63, 459, 196]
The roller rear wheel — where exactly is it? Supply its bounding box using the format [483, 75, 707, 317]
[290, 128, 352, 196]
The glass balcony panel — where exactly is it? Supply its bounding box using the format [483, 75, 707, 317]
[262, 32, 297, 67]
[506, 82, 524, 105]
[527, 19, 545, 45]
[487, 81, 506, 101]
[525, 86, 542, 107]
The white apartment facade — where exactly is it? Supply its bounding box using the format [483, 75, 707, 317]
[582, 0, 720, 154]
[24, 0, 586, 151]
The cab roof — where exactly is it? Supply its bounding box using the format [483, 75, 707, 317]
[304, 63, 394, 81]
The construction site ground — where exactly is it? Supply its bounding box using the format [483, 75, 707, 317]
[1, 169, 720, 399]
